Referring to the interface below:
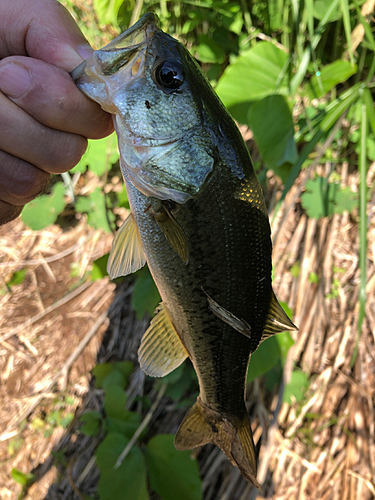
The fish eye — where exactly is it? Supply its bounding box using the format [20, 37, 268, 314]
[154, 60, 184, 91]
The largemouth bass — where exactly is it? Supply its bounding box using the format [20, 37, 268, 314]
[72, 13, 296, 487]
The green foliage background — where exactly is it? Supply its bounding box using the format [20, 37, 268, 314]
[15, 1, 374, 498]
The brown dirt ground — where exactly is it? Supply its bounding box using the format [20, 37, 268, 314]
[1, 156, 374, 500]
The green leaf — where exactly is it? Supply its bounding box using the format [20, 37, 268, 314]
[104, 385, 128, 420]
[131, 266, 161, 319]
[313, 0, 342, 21]
[93, 361, 133, 389]
[145, 434, 202, 500]
[97, 433, 148, 500]
[247, 95, 297, 182]
[11, 468, 34, 487]
[91, 254, 110, 281]
[93, 363, 115, 388]
[308, 60, 357, 99]
[71, 133, 119, 175]
[107, 412, 142, 439]
[195, 35, 225, 64]
[75, 188, 114, 233]
[247, 331, 294, 383]
[301, 177, 358, 219]
[102, 370, 127, 390]
[6, 269, 28, 288]
[80, 411, 102, 436]
[216, 41, 289, 123]
[92, 0, 125, 27]
[283, 370, 309, 404]
[22, 182, 66, 230]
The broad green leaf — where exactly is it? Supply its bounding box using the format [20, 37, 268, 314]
[283, 370, 309, 404]
[75, 188, 114, 233]
[97, 433, 148, 500]
[107, 412, 142, 438]
[11, 468, 34, 487]
[80, 411, 102, 436]
[91, 254, 110, 281]
[247, 331, 294, 383]
[247, 95, 297, 182]
[131, 266, 161, 319]
[308, 60, 356, 99]
[145, 434, 202, 500]
[93, 361, 133, 388]
[195, 35, 225, 64]
[301, 177, 358, 219]
[313, 0, 342, 21]
[104, 385, 128, 420]
[216, 41, 289, 123]
[102, 370, 127, 390]
[71, 133, 119, 175]
[22, 182, 66, 230]
[93, 0, 125, 27]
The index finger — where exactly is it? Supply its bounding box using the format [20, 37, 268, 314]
[0, 0, 91, 71]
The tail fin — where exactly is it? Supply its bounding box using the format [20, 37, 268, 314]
[174, 397, 259, 488]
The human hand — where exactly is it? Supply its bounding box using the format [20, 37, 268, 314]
[0, 0, 114, 225]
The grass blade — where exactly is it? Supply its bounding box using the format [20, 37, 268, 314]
[351, 96, 368, 366]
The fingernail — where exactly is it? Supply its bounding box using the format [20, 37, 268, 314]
[0, 63, 31, 98]
[76, 44, 94, 60]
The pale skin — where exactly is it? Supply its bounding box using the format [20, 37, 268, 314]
[0, 0, 114, 225]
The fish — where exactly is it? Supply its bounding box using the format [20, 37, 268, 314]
[72, 12, 297, 488]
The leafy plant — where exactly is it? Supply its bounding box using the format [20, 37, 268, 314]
[79, 361, 202, 500]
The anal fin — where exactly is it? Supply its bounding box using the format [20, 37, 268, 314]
[138, 302, 189, 377]
[175, 397, 259, 488]
[261, 290, 298, 341]
[107, 212, 146, 279]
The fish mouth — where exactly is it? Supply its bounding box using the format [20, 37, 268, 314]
[71, 13, 159, 90]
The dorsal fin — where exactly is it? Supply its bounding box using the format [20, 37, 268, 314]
[262, 291, 298, 341]
[138, 302, 189, 377]
[154, 205, 189, 264]
[107, 212, 147, 279]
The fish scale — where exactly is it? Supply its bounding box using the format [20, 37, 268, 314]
[72, 12, 297, 487]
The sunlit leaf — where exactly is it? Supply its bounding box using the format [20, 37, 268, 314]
[92, 0, 125, 27]
[71, 133, 119, 175]
[216, 41, 289, 123]
[283, 370, 309, 404]
[91, 254, 110, 281]
[301, 177, 358, 219]
[22, 182, 66, 230]
[75, 188, 115, 233]
[308, 60, 356, 99]
[247, 95, 297, 182]
[145, 434, 202, 500]
[247, 331, 294, 383]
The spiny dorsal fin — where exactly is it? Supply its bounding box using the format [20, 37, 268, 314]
[138, 302, 189, 377]
[262, 291, 298, 341]
[204, 289, 252, 338]
[107, 212, 146, 279]
[154, 205, 188, 264]
[175, 398, 259, 488]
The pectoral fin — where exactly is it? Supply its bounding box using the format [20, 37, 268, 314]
[175, 398, 259, 488]
[154, 205, 189, 264]
[261, 291, 298, 341]
[107, 213, 147, 279]
[204, 290, 252, 338]
[138, 302, 189, 377]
